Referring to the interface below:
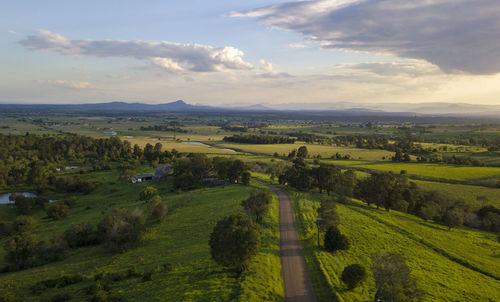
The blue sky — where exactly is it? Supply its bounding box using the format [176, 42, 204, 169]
[1, 0, 500, 105]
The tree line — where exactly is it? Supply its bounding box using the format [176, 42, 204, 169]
[140, 125, 188, 133]
[223, 134, 296, 144]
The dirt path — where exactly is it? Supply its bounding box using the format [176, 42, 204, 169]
[256, 181, 317, 302]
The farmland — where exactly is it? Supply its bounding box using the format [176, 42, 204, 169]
[1, 111, 500, 301]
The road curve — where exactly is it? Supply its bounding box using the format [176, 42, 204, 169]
[255, 180, 317, 302]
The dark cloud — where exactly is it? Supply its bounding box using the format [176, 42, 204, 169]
[233, 0, 500, 75]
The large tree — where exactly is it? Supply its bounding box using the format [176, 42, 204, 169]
[241, 190, 273, 223]
[372, 252, 422, 301]
[209, 214, 261, 272]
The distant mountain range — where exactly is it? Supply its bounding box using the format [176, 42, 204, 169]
[1, 100, 500, 117]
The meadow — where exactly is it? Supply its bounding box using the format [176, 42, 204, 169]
[286, 189, 500, 302]
[0, 169, 283, 301]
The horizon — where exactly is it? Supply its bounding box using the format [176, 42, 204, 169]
[1, 0, 500, 106]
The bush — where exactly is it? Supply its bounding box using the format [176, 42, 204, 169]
[209, 214, 261, 272]
[3, 232, 40, 270]
[324, 226, 349, 252]
[139, 186, 158, 201]
[38, 235, 68, 263]
[151, 202, 167, 222]
[47, 203, 69, 220]
[11, 216, 36, 234]
[341, 264, 367, 289]
[97, 208, 145, 252]
[64, 223, 99, 248]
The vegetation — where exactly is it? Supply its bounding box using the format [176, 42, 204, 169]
[209, 213, 261, 272]
[341, 264, 366, 289]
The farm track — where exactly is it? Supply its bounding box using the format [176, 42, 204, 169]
[255, 180, 317, 302]
[346, 203, 500, 281]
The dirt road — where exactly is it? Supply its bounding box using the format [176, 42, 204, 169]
[256, 181, 317, 302]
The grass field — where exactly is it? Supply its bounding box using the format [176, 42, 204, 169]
[321, 159, 500, 186]
[216, 143, 395, 161]
[0, 170, 283, 301]
[286, 189, 500, 302]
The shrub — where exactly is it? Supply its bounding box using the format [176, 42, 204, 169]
[324, 226, 349, 252]
[209, 214, 261, 272]
[38, 235, 68, 263]
[64, 223, 99, 248]
[97, 208, 145, 252]
[47, 203, 69, 220]
[11, 216, 35, 234]
[341, 264, 367, 289]
[151, 202, 167, 222]
[3, 232, 40, 270]
[139, 186, 158, 201]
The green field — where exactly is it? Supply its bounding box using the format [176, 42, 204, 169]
[0, 170, 283, 301]
[321, 159, 500, 186]
[286, 189, 500, 302]
[217, 143, 395, 161]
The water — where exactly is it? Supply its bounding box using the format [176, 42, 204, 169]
[221, 148, 236, 152]
[0, 192, 37, 204]
[182, 141, 208, 146]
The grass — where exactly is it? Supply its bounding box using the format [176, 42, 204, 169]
[216, 143, 394, 161]
[321, 159, 500, 186]
[0, 169, 283, 301]
[286, 189, 500, 302]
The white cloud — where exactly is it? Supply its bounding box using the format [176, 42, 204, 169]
[38, 80, 92, 89]
[20, 30, 253, 73]
[288, 43, 307, 49]
[234, 0, 500, 75]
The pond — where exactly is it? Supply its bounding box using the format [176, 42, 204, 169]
[0, 192, 37, 204]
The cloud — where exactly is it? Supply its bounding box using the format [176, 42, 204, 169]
[233, 0, 500, 75]
[20, 30, 253, 72]
[257, 59, 293, 78]
[288, 43, 307, 49]
[38, 80, 92, 89]
[338, 61, 441, 77]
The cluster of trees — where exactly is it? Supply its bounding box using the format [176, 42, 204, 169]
[355, 171, 500, 232]
[172, 154, 250, 190]
[1, 205, 159, 271]
[140, 125, 187, 133]
[279, 160, 356, 196]
[223, 134, 295, 144]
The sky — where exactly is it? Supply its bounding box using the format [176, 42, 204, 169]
[1, 0, 500, 106]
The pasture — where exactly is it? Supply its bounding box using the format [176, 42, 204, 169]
[0, 169, 283, 301]
[287, 189, 500, 302]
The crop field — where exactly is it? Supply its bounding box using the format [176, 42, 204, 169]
[286, 189, 500, 302]
[216, 143, 395, 161]
[0, 170, 283, 301]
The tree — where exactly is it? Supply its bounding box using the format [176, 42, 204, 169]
[64, 223, 98, 248]
[297, 146, 309, 159]
[317, 199, 339, 231]
[139, 187, 158, 202]
[209, 214, 261, 272]
[47, 203, 69, 220]
[372, 252, 422, 301]
[324, 226, 349, 252]
[341, 264, 367, 289]
[241, 171, 251, 185]
[97, 208, 145, 252]
[444, 208, 464, 230]
[4, 232, 40, 269]
[11, 216, 36, 234]
[241, 190, 273, 223]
